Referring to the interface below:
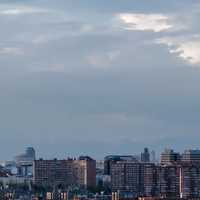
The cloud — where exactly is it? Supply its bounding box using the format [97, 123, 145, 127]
[117, 13, 173, 32]
[30, 63, 65, 73]
[156, 35, 200, 65]
[31, 24, 94, 45]
[86, 50, 120, 68]
[0, 47, 24, 56]
[0, 6, 49, 16]
[32, 33, 68, 45]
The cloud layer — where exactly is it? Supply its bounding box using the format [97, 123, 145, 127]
[157, 36, 200, 65]
[0, 0, 199, 159]
[118, 13, 172, 32]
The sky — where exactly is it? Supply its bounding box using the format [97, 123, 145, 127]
[0, 0, 200, 160]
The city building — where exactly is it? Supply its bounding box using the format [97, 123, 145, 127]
[109, 153, 200, 199]
[104, 155, 138, 175]
[158, 165, 180, 198]
[33, 157, 96, 188]
[1, 161, 17, 175]
[160, 149, 181, 165]
[33, 158, 75, 187]
[141, 148, 150, 163]
[111, 161, 161, 198]
[140, 163, 159, 197]
[110, 161, 140, 197]
[150, 151, 156, 163]
[73, 156, 96, 188]
[46, 191, 68, 200]
[3, 148, 200, 199]
[182, 149, 200, 163]
[15, 147, 36, 163]
[180, 163, 200, 198]
[0, 176, 31, 187]
[15, 147, 36, 177]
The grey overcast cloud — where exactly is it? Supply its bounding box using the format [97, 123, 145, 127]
[0, 0, 200, 159]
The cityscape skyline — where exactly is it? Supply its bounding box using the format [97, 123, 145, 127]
[1, 147, 200, 199]
[1, 0, 200, 199]
[3, 145, 200, 161]
[3, 146, 200, 162]
[0, 146, 200, 162]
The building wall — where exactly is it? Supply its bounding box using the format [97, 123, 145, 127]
[158, 165, 180, 198]
[182, 150, 200, 163]
[160, 149, 180, 165]
[33, 159, 75, 187]
[180, 164, 200, 198]
[33, 157, 96, 188]
[0, 176, 31, 187]
[140, 163, 159, 197]
[73, 158, 96, 188]
[111, 161, 140, 196]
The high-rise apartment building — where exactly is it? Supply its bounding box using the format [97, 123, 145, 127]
[110, 161, 140, 196]
[104, 155, 138, 175]
[180, 163, 200, 198]
[160, 149, 181, 165]
[182, 150, 200, 163]
[73, 156, 96, 188]
[111, 161, 160, 197]
[141, 148, 150, 163]
[110, 151, 200, 199]
[140, 163, 159, 197]
[33, 156, 96, 188]
[158, 165, 180, 198]
[33, 159, 75, 187]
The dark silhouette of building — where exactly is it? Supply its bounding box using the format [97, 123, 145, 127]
[141, 148, 150, 163]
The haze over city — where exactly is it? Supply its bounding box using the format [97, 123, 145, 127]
[0, 0, 200, 160]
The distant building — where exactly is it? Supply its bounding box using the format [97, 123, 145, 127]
[141, 148, 150, 163]
[14, 147, 36, 163]
[96, 174, 111, 188]
[108, 150, 200, 199]
[1, 161, 17, 175]
[0, 176, 31, 187]
[182, 149, 200, 163]
[14, 147, 36, 177]
[104, 155, 138, 175]
[150, 151, 156, 163]
[96, 160, 104, 171]
[160, 149, 181, 165]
